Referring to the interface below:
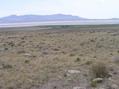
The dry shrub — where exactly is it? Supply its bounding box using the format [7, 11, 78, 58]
[91, 62, 109, 78]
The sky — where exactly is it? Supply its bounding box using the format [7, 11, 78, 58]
[0, 0, 119, 19]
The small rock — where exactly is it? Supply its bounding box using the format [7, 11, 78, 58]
[23, 53, 32, 57]
[108, 77, 112, 81]
[92, 78, 103, 83]
[91, 78, 103, 87]
[68, 70, 81, 74]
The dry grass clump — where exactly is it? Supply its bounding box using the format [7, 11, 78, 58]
[75, 57, 81, 62]
[2, 63, 13, 69]
[90, 62, 109, 87]
[91, 62, 109, 78]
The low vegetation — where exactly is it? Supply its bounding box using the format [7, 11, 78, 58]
[0, 25, 118, 89]
[91, 62, 109, 78]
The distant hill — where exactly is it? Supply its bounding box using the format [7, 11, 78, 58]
[0, 14, 86, 23]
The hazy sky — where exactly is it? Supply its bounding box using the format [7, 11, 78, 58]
[0, 0, 119, 19]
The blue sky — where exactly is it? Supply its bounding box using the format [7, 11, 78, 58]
[0, 0, 119, 19]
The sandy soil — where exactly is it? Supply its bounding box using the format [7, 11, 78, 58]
[0, 25, 119, 89]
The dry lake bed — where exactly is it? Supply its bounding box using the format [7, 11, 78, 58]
[0, 25, 119, 89]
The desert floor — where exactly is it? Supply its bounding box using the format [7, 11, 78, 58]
[0, 25, 119, 89]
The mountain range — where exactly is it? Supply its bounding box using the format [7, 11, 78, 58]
[0, 14, 86, 23]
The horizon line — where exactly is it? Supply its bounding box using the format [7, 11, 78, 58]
[0, 13, 119, 20]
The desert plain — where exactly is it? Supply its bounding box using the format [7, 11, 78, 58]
[0, 25, 119, 89]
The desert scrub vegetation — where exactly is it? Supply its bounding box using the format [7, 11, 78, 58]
[90, 62, 109, 78]
[75, 57, 81, 62]
[90, 62, 109, 87]
[0, 25, 119, 89]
